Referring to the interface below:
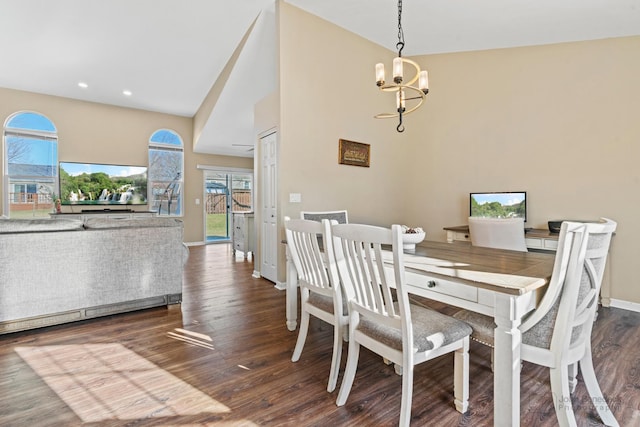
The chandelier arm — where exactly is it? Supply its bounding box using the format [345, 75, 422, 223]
[400, 98, 424, 115]
[399, 59, 420, 87]
[374, 100, 424, 119]
[374, 86, 425, 119]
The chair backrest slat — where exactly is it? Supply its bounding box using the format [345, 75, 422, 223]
[285, 218, 331, 292]
[332, 223, 406, 332]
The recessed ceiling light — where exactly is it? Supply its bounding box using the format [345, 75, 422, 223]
[122, 90, 132, 96]
[78, 82, 88, 89]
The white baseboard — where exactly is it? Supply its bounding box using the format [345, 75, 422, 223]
[608, 299, 640, 313]
[274, 281, 286, 291]
[252, 270, 261, 279]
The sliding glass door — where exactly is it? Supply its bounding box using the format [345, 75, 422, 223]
[204, 171, 253, 242]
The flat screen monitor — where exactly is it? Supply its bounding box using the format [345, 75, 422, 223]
[59, 162, 148, 205]
[470, 191, 527, 222]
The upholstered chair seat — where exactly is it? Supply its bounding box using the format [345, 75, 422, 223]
[359, 302, 471, 352]
[308, 292, 348, 316]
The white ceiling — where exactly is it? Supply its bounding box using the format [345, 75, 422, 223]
[1, 0, 639, 157]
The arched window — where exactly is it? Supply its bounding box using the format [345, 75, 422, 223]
[3, 111, 58, 218]
[149, 129, 184, 216]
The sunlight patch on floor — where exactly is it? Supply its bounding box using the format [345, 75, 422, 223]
[15, 343, 230, 423]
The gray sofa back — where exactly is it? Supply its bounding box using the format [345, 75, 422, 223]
[0, 217, 186, 331]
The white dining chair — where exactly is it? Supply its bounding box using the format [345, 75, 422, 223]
[330, 223, 472, 426]
[284, 217, 347, 392]
[468, 216, 528, 252]
[299, 210, 348, 265]
[454, 218, 618, 427]
[300, 209, 349, 224]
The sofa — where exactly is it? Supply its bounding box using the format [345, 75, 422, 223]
[0, 216, 188, 334]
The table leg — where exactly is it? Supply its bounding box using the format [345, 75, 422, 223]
[285, 246, 298, 331]
[493, 293, 523, 427]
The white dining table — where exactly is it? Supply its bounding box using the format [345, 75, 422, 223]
[284, 240, 555, 427]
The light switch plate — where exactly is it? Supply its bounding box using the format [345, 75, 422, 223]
[289, 193, 302, 203]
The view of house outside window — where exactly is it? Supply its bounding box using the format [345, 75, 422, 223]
[148, 129, 184, 216]
[3, 111, 58, 218]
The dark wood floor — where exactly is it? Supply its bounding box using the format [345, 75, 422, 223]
[1, 243, 639, 426]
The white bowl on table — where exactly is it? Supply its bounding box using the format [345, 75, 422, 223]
[402, 231, 426, 250]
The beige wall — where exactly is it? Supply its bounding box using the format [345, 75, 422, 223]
[0, 87, 253, 242]
[277, 4, 640, 305]
[403, 36, 640, 305]
[279, 3, 408, 225]
[276, 3, 412, 282]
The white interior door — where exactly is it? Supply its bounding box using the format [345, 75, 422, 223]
[260, 131, 278, 282]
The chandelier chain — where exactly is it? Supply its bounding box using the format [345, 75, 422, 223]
[396, 0, 404, 56]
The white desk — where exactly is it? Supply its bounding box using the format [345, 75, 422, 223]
[285, 240, 555, 426]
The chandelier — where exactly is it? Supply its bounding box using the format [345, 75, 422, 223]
[374, 0, 429, 133]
